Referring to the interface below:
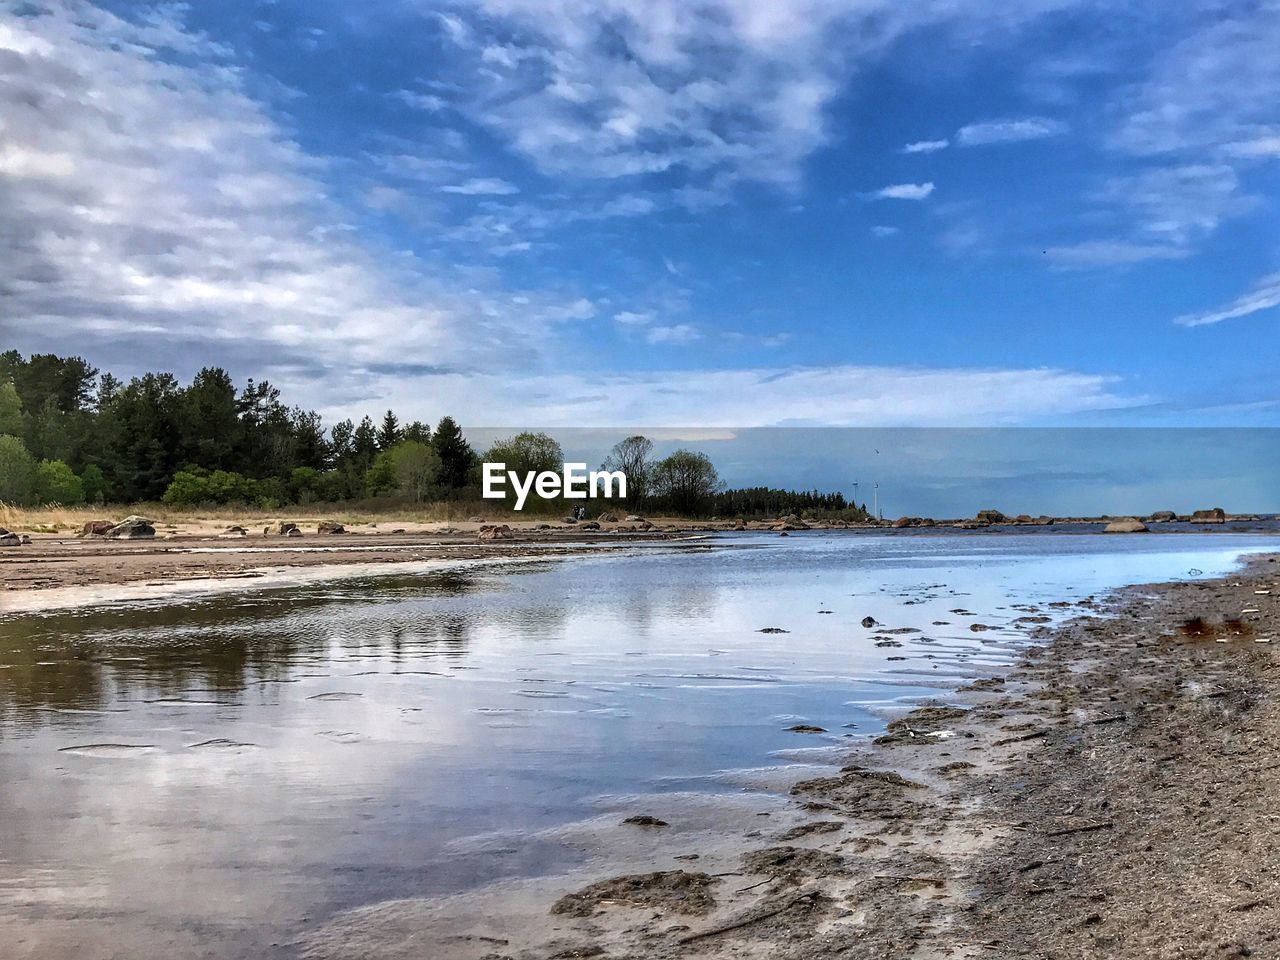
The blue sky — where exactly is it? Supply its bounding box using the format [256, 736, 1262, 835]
[1, 0, 1277, 428]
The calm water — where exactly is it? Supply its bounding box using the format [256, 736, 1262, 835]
[1, 531, 1277, 958]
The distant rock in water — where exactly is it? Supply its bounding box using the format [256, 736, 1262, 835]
[787, 724, 827, 734]
[1104, 519, 1149, 534]
[1147, 510, 1177, 523]
[1191, 507, 1227, 524]
[758, 626, 790, 634]
[975, 508, 1009, 524]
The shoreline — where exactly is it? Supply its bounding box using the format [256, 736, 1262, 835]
[294, 551, 1280, 959]
[4, 522, 1278, 612]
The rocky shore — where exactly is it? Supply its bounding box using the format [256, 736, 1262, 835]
[300, 553, 1280, 959]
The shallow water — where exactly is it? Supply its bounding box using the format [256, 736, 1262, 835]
[1, 531, 1277, 958]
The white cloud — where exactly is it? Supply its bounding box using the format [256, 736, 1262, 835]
[956, 116, 1067, 146]
[903, 139, 949, 154]
[1224, 136, 1280, 159]
[871, 225, 900, 237]
[430, 0, 1093, 195]
[613, 311, 655, 327]
[874, 182, 934, 200]
[1100, 164, 1253, 245]
[366, 364, 1143, 427]
[0, 4, 593, 392]
[438, 177, 520, 195]
[1042, 241, 1189, 267]
[1113, 6, 1280, 157]
[1174, 273, 1280, 327]
[645, 324, 701, 345]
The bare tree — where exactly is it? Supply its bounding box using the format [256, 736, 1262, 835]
[601, 435, 655, 503]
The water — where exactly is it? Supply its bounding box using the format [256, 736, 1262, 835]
[0, 531, 1276, 958]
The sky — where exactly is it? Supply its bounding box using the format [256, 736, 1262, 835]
[0, 0, 1278, 430]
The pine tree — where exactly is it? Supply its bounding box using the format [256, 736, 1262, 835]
[431, 416, 474, 490]
[377, 409, 401, 450]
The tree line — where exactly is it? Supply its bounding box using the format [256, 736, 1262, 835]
[0, 350, 867, 519]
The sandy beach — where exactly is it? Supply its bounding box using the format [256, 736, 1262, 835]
[284, 552, 1280, 960]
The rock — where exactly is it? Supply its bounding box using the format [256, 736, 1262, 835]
[81, 520, 115, 536]
[1104, 519, 1149, 533]
[787, 724, 827, 734]
[285, 527, 303, 537]
[105, 516, 155, 539]
[20, 534, 31, 544]
[477, 524, 514, 541]
[733, 518, 746, 530]
[1147, 511, 1177, 523]
[0, 529, 21, 547]
[758, 627, 790, 634]
[774, 513, 810, 530]
[892, 516, 915, 528]
[579, 521, 600, 531]
[277, 521, 299, 535]
[317, 521, 345, 535]
[598, 512, 619, 523]
[468, 516, 485, 523]
[1191, 507, 1227, 524]
[975, 509, 1008, 524]
[861, 616, 878, 628]
[562, 516, 577, 524]
[625, 515, 643, 522]
[621, 815, 669, 827]
[220, 526, 247, 538]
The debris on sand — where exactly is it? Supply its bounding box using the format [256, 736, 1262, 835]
[550, 870, 719, 918]
[620, 815, 668, 827]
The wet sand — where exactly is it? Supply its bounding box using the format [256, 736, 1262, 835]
[294, 553, 1280, 959]
[0, 524, 683, 600]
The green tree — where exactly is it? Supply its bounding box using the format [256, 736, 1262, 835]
[0, 435, 38, 505]
[651, 450, 722, 516]
[79, 463, 109, 504]
[102, 373, 182, 501]
[364, 450, 398, 497]
[484, 432, 563, 508]
[389, 440, 441, 502]
[35, 459, 85, 505]
[432, 416, 475, 490]
[177, 367, 240, 470]
[352, 416, 378, 468]
[0, 380, 23, 436]
[403, 420, 431, 444]
[377, 409, 401, 450]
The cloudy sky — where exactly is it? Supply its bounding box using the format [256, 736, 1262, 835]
[0, 0, 1277, 427]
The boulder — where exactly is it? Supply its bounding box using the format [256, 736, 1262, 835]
[1013, 514, 1033, 524]
[975, 509, 1008, 524]
[317, 521, 345, 535]
[562, 516, 577, 524]
[733, 518, 746, 530]
[477, 524, 514, 541]
[598, 512, 619, 523]
[626, 515, 643, 522]
[1147, 511, 1177, 523]
[1104, 519, 1149, 534]
[81, 520, 115, 537]
[1191, 507, 1227, 524]
[220, 525, 247, 538]
[0, 528, 21, 547]
[105, 516, 156, 540]
[580, 521, 601, 531]
[285, 527, 303, 537]
[277, 521, 299, 535]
